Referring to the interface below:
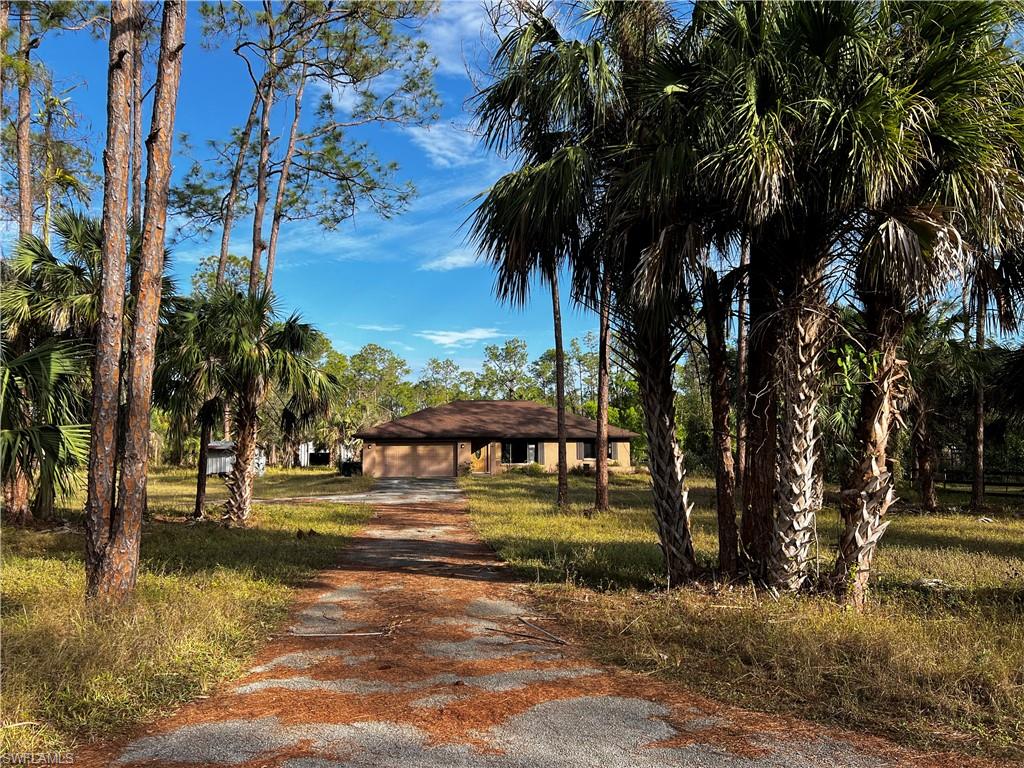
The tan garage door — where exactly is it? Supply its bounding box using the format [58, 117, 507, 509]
[380, 443, 455, 477]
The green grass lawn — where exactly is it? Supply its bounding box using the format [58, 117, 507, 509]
[1, 466, 372, 756]
[463, 471, 1024, 760]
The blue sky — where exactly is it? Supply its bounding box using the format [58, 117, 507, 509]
[9, 1, 599, 374]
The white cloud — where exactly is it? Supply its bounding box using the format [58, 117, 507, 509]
[415, 327, 502, 348]
[405, 123, 483, 168]
[358, 323, 404, 332]
[419, 248, 479, 271]
[422, 1, 491, 78]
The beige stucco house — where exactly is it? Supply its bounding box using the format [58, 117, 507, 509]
[355, 400, 637, 478]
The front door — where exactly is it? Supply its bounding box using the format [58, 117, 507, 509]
[470, 444, 489, 473]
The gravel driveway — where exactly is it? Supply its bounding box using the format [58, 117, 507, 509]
[76, 487, 987, 768]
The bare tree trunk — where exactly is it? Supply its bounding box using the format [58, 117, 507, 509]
[741, 248, 777, 577]
[551, 271, 568, 508]
[130, 5, 142, 224]
[85, 0, 136, 602]
[223, 386, 259, 525]
[634, 322, 698, 585]
[769, 271, 825, 592]
[264, 66, 306, 293]
[911, 396, 939, 514]
[248, 49, 277, 295]
[703, 268, 738, 577]
[217, 91, 261, 287]
[194, 407, 212, 518]
[594, 269, 611, 513]
[970, 291, 986, 513]
[17, 5, 34, 238]
[735, 235, 750, 491]
[94, 0, 185, 603]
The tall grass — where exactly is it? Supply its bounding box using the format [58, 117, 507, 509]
[463, 472, 1024, 759]
[1, 470, 372, 755]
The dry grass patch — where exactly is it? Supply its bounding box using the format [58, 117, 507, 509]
[1, 469, 372, 756]
[463, 472, 1024, 760]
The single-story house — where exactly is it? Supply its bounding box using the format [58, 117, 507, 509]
[355, 400, 638, 478]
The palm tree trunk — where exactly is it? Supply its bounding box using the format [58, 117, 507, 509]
[218, 91, 260, 287]
[735, 236, 750, 491]
[264, 66, 306, 293]
[194, 406, 212, 518]
[101, 0, 185, 603]
[703, 269, 738, 577]
[85, 0, 136, 602]
[3, 472, 31, 526]
[835, 302, 904, 609]
[594, 269, 611, 513]
[769, 271, 825, 592]
[551, 271, 568, 508]
[970, 292, 986, 512]
[17, 5, 33, 238]
[223, 385, 259, 525]
[741, 248, 777, 577]
[911, 396, 939, 514]
[634, 324, 697, 586]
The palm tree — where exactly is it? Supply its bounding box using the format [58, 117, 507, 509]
[833, 1, 1024, 607]
[0, 339, 89, 525]
[1, 211, 173, 521]
[154, 296, 225, 519]
[206, 289, 339, 525]
[473, 2, 702, 581]
[636, 1, 888, 588]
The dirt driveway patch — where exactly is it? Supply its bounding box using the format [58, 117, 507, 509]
[75, 491, 997, 767]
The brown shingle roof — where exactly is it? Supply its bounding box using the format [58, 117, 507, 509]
[354, 400, 638, 442]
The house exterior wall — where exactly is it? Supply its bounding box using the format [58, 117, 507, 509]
[362, 439, 632, 477]
[534, 441, 632, 471]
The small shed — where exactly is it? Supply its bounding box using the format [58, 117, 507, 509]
[207, 440, 267, 477]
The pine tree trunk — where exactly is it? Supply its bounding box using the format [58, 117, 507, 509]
[0, 2, 9, 101]
[635, 329, 697, 585]
[217, 92, 260, 287]
[703, 269, 738, 577]
[970, 292, 986, 512]
[223, 385, 259, 525]
[740, 247, 777, 577]
[551, 271, 568, 508]
[911, 397, 939, 514]
[130, 6, 142, 224]
[97, 0, 185, 604]
[248, 49, 277, 295]
[835, 303, 904, 609]
[594, 269, 611, 513]
[194, 406, 212, 518]
[85, 0, 136, 602]
[16, 6, 33, 238]
[735, 236, 750, 491]
[264, 67, 305, 293]
[769, 272, 825, 592]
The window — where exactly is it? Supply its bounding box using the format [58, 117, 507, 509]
[502, 440, 538, 464]
[579, 441, 613, 460]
